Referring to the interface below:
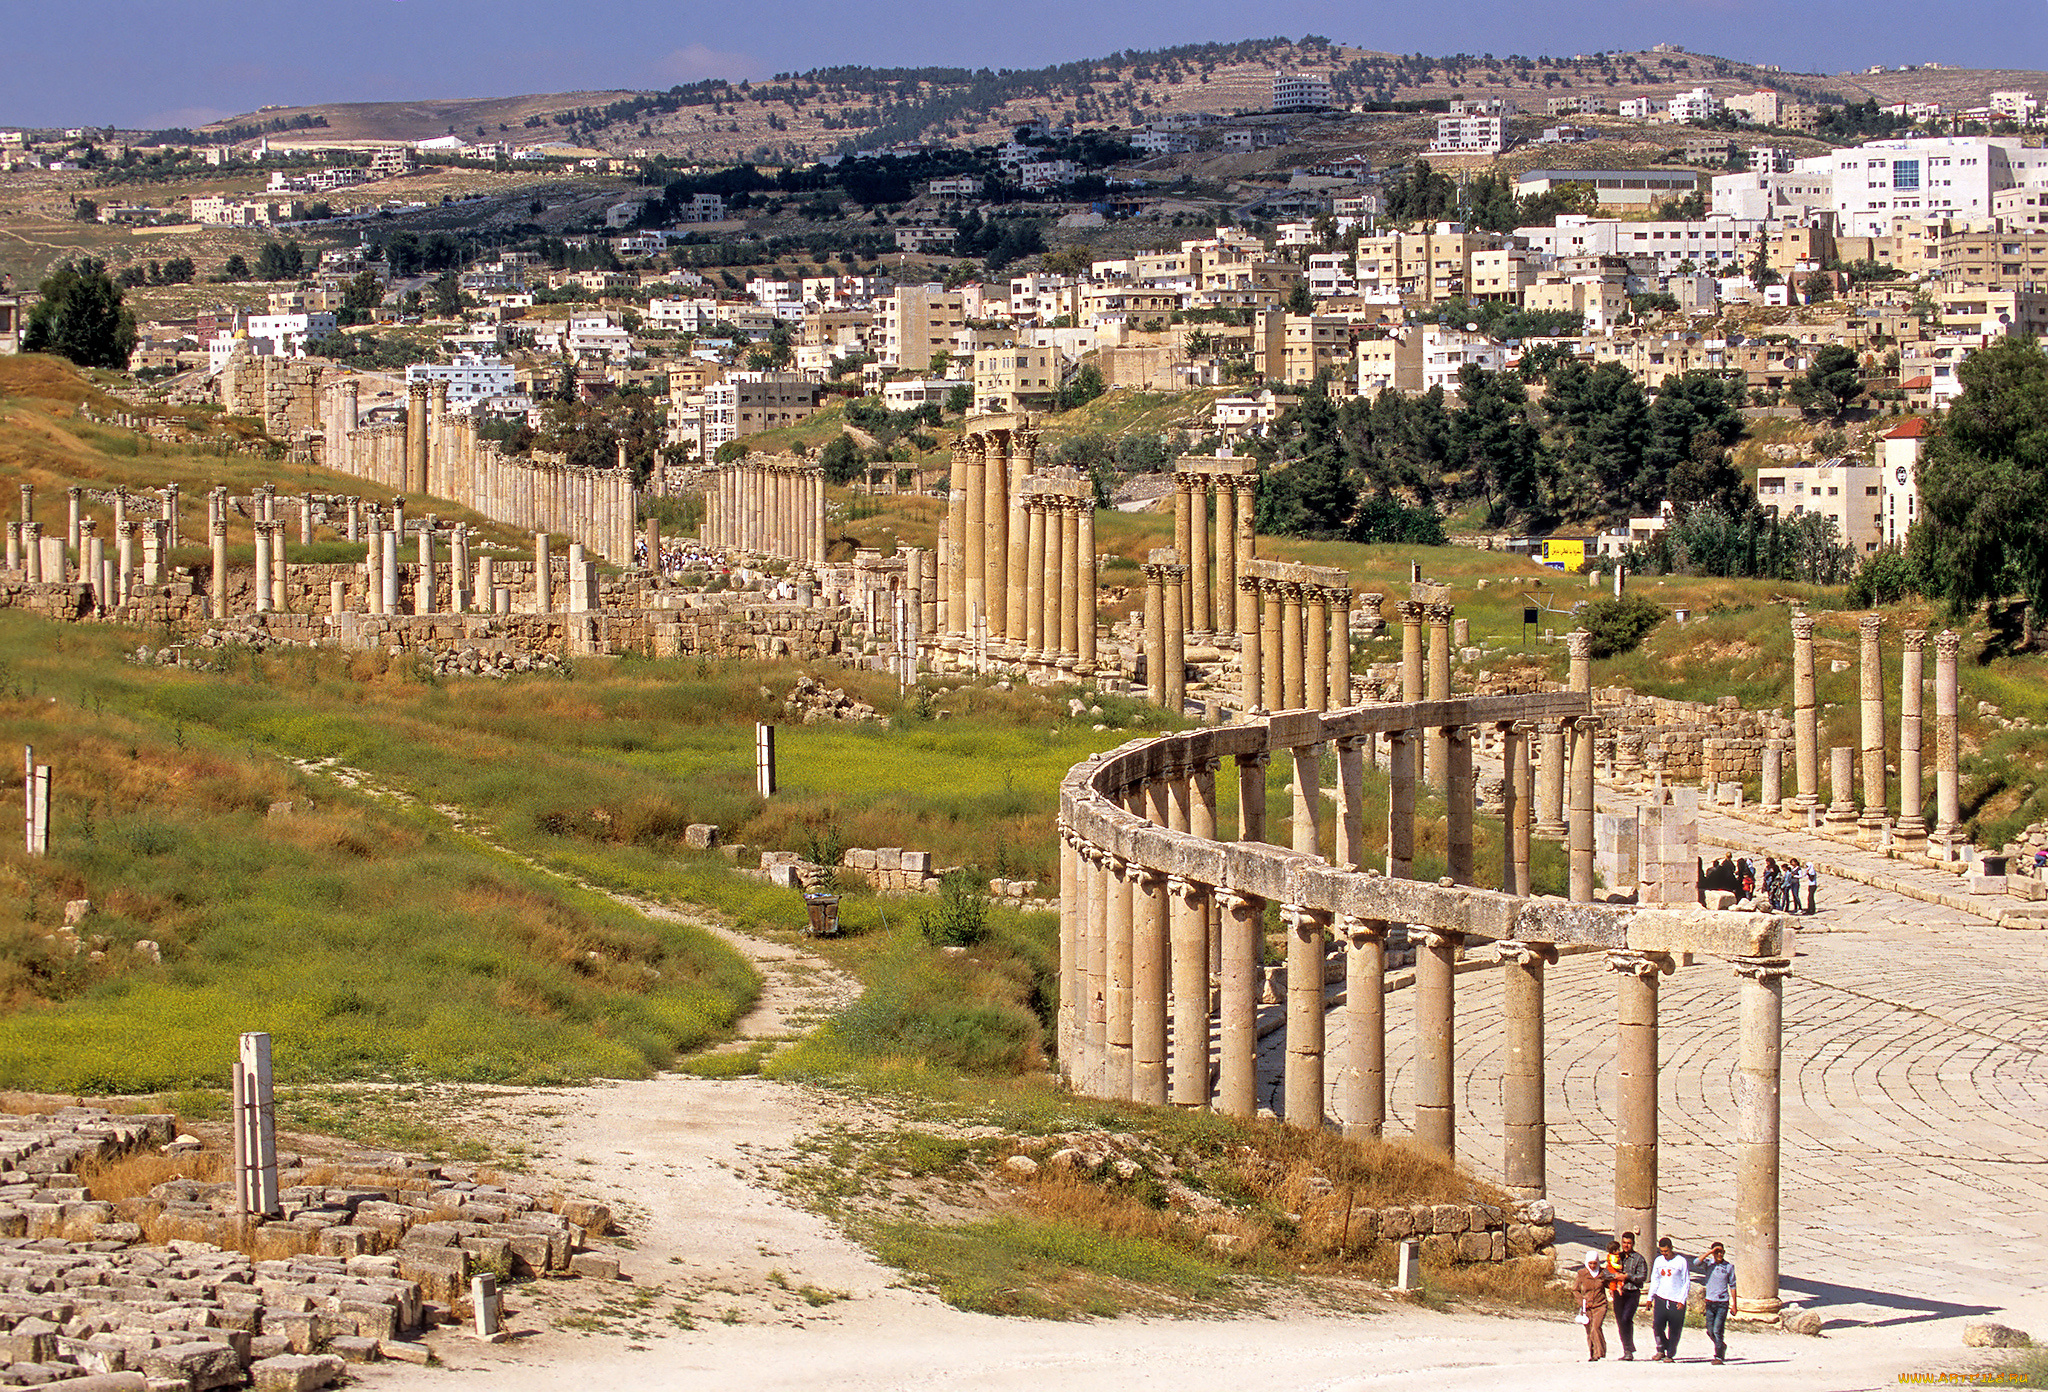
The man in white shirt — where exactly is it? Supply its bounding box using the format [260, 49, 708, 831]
[1648, 1235, 1691, 1361]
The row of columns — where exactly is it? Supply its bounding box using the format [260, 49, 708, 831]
[1057, 707, 1788, 1314]
[1016, 480, 1097, 676]
[1789, 612, 1962, 850]
[939, 422, 1040, 644]
[702, 456, 826, 566]
[1236, 562, 1356, 715]
[1172, 462, 1258, 642]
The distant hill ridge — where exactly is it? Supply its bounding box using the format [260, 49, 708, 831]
[194, 38, 2048, 166]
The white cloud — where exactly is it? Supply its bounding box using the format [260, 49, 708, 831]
[649, 43, 762, 84]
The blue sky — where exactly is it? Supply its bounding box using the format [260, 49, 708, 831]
[11, 1, 2045, 129]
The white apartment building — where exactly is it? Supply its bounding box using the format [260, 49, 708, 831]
[1711, 166, 1834, 222]
[1432, 114, 1508, 156]
[1516, 215, 1757, 272]
[1818, 137, 2048, 236]
[646, 297, 721, 332]
[881, 378, 969, 410]
[1876, 417, 1928, 548]
[675, 193, 726, 223]
[560, 312, 633, 359]
[1272, 73, 1332, 111]
[1991, 90, 2043, 126]
[1755, 459, 1884, 553]
[406, 355, 516, 406]
[1618, 98, 1657, 120]
[1666, 87, 1723, 123]
[927, 174, 983, 197]
[244, 311, 335, 357]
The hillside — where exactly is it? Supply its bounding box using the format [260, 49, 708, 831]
[185, 40, 2048, 166]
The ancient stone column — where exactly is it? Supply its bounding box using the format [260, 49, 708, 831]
[1447, 724, 1476, 885]
[1080, 846, 1108, 1093]
[1279, 583, 1306, 710]
[269, 521, 287, 612]
[380, 530, 399, 615]
[1535, 721, 1567, 839]
[1213, 477, 1237, 639]
[82, 525, 103, 614]
[963, 441, 988, 633]
[252, 524, 272, 612]
[1498, 939, 1555, 1199]
[1169, 876, 1211, 1109]
[450, 526, 470, 614]
[164, 484, 180, 551]
[1283, 904, 1329, 1130]
[1041, 499, 1064, 666]
[1326, 587, 1351, 709]
[477, 555, 495, 616]
[1023, 499, 1046, 660]
[210, 520, 228, 619]
[1502, 721, 1533, 895]
[406, 381, 429, 495]
[1060, 501, 1082, 671]
[1413, 928, 1460, 1160]
[945, 445, 970, 637]
[18, 484, 33, 528]
[1189, 479, 1212, 643]
[1237, 750, 1268, 843]
[1858, 614, 1886, 838]
[1567, 626, 1593, 694]
[1106, 854, 1134, 1099]
[985, 437, 1011, 640]
[1132, 866, 1170, 1106]
[1143, 559, 1168, 707]
[65, 486, 81, 556]
[1386, 728, 1416, 878]
[1290, 737, 1322, 863]
[115, 524, 133, 602]
[1172, 472, 1194, 631]
[1059, 831, 1079, 1070]
[1305, 586, 1329, 712]
[1761, 739, 1784, 814]
[1233, 475, 1257, 583]
[1077, 500, 1098, 674]
[1340, 914, 1388, 1139]
[1896, 631, 1928, 848]
[1791, 612, 1819, 815]
[534, 533, 552, 613]
[1217, 888, 1262, 1119]
[1569, 718, 1598, 900]
[1827, 745, 1859, 826]
[1005, 469, 1029, 645]
[1261, 581, 1285, 712]
[1162, 563, 1186, 713]
[22, 522, 42, 584]
[298, 496, 312, 547]
[1934, 630, 1961, 843]
[1426, 603, 1453, 779]
[415, 526, 436, 615]
[1734, 956, 1790, 1315]
[1334, 736, 1366, 871]
[1239, 577, 1264, 713]
[1612, 949, 1668, 1243]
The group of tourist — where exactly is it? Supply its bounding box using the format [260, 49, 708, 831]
[1703, 854, 1820, 915]
[632, 537, 717, 579]
[1572, 1232, 1740, 1366]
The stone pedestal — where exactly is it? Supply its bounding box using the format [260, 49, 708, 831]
[1826, 745, 1859, 826]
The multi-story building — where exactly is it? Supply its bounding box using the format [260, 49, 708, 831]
[1513, 168, 1705, 211]
[1819, 136, 2042, 236]
[1991, 90, 2043, 126]
[406, 356, 516, 406]
[1876, 417, 1928, 548]
[1272, 73, 1332, 111]
[1353, 223, 1507, 301]
[1467, 247, 1542, 302]
[1710, 167, 1833, 222]
[1256, 310, 1352, 386]
[244, 311, 335, 357]
[1617, 98, 1658, 120]
[1432, 114, 1508, 155]
[1934, 227, 2048, 290]
[971, 345, 1059, 414]
[1754, 459, 1883, 554]
[877, 285, 966, 369]
[699, 373, 823, 456]
[1517, 215, 1755, 274]
[1356, 326, 1506, 396]
[1666, 87, 1723, 124]
[1723, 90, 1784, 127]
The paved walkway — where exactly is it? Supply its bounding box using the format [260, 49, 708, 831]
[1253, 778, 2048, 1333]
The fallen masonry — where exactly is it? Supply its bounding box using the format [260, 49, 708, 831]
[0, 1107, 619, 1388]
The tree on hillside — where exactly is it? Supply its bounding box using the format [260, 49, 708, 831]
[1789, 343, 1862, 418]
[22, 259, 136, 370]
[1910, 335, 2048, 647]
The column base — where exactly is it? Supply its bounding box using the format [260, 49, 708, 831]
[1733, 1297, 1783, 1318]
[1824, 808, 1859, 827]
[1533, 821, 1568, 841]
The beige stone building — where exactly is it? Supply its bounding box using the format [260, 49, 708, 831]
[878, 286, 966, 370]
[1257, 311, 1354, 387]
[972, 345, 1060, 414]
[1755, 459, 1884, 554]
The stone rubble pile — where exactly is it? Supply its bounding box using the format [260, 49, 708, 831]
[782, 674, 883, 725]
[0, 1108, 618, 1389]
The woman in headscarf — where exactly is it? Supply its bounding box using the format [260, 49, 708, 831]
[1574, 1249, 1610, 1360]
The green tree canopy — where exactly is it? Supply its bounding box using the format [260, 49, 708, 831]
[1789, 343, 1863, 417]
[1911, 335, 2048, 640]
[22, 259, 136, 370]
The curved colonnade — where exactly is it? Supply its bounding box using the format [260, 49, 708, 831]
[1056, 690, 1794, 1315]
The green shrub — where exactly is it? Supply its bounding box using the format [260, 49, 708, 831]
[1581, 593, 1666, 659]
[1847, 547, 1919, 608]
[917, 870, 990, 948]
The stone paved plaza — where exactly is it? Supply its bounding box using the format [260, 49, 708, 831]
[1257, 803, 2048, 1327]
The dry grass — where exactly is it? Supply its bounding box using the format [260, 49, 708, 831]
[76, 1147, 225, 1201]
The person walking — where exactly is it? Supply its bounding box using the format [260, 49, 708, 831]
[1648, 1236, 1690, 1361]
[1696, 1240, 1738, 1364]
[1612, 1232, 1650, 1360]
[1801, 860, 1819, 915]
[1574, 1250, 1610, 1361]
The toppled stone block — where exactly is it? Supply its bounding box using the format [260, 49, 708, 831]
[141, 1340, 243, 1391]
[567, 1251, 621, 1281]
[1781, 1307, 1825, 1336]
[380, 1339, 431, 1365]
[328, 1335, 381, 1363]
[251, 1353, 346, 1392]
[395, 1246, 469, 1307]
